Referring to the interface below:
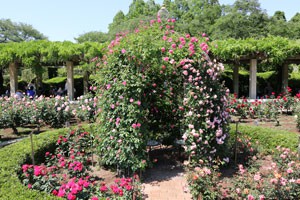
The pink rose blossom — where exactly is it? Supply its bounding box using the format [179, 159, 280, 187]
[259, 195, 265, 200]
[163, 57, 169, 61]
[132, 124, 137, 129]
[254, 173, 261, 181]
[247, 195, 255, 200]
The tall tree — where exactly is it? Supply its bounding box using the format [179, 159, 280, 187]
[288, 13, 300, 39]
[108, 0, 160, 38]
[127, 0, 148, 19]
[0, 19, 46, 95]
[75, 31, 109, 43]
[210, 0, 269, 39]
[187, 0, 222, 36]
[0, 19, 46, 43]
[267, 11, 289, 38]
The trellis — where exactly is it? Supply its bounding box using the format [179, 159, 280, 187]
[0, 41, 103, 100]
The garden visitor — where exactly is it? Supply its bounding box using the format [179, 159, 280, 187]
[56, 87, 63, 96]
[4, 85, 10, 97]
[27, 82, 36, 93]
[64, 81, 68, 95]
[15, 90, 24, 100]
[264, 82, 273, 97]
[26, 86, 35, 98]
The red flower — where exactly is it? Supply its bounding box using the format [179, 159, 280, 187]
[119, 189, 123, 196]
[52, 190, 58, 195]
[100, 185, 108, 192]
[67, 193, 76, 200]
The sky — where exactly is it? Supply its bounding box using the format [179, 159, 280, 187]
[0, 0, 298, 42]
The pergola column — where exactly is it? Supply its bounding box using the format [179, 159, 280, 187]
[9, 62, 18, 96]
[233, 65, 239, 97]
[282, 63, 289, 93]
[249, 59, 257, 99]
[83, 71, 89, 95]
[66, 61, 74, 101]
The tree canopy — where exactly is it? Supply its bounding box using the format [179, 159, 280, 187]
[0, 19, 46, 43]
[75, 31, 109, 43]
[105, 0, 300, 40]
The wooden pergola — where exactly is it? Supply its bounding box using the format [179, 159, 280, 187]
[0, 40, 103, 100]
[226, 55, 300, 99]
[8, 61, 77, 100]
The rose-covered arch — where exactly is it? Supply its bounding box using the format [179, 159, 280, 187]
[94, 18, 230, 173]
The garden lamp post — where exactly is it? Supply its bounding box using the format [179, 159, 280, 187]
[157, 4, 169, 21]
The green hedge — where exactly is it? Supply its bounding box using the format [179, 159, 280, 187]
[42, 75, 84, 97]
[0, 128, 68, 199]
[222, 70, 300, 96]
[229, 124, 298, 153]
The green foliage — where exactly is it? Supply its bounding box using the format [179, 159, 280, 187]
[75, 31, 109, 43]
[226, 146, 300, 199]
[289, 13, 300, 40]
[211, 36, 300, 66]
[0, 18, 46, 43]
[43, 76, 66, 85]
[229, 124, 298, 152]
[0, 128, 68, 200]
[0, 40, 104, 70]
[95, 17, 230, 175]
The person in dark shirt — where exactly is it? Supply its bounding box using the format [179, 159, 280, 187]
[26, 86, 35, 98]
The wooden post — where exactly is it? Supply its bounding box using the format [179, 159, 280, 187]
[30, 132, 35, 165]
[233, 65, 239, 97]
[35, 66, 43, 95]
[234, 122, 239, 166]
[83, 71, 90, 95]
[249, 59, 257, 99]
[9, 62, 18, 96]
[66, 61, 74, 100]
[282, 63, 289, 93]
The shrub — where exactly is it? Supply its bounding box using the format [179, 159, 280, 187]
[95, 18, 230, 174]
[226, 147, 300, 199]
[0, 127, 68, 199]
[20, 128, 142, 200]
[73, 94, 99, 123]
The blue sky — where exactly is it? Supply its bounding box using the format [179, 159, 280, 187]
[0, 0, 298, 42]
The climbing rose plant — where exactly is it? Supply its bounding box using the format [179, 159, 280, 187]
[94, 18, 230, 172]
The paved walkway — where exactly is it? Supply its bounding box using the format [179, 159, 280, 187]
[142, 147, 193, 200]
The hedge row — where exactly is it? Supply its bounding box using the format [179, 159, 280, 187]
[0, 128, 69, 199]
[222, 70, 300, 96]
[229, 124, 299, 153]
[0, 123, 298, 199]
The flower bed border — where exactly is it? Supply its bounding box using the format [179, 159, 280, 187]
[0, 127, 75, 199]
